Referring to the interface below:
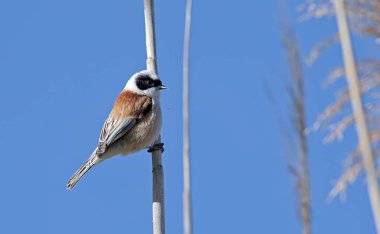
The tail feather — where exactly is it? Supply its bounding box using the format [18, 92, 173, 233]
[67, 151, 100, 190]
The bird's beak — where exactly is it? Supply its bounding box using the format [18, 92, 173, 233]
[159, 85, 167, 90]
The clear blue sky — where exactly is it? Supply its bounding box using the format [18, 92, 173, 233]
[0, 0, 377, 233]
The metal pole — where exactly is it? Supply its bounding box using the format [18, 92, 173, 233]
[333, 1, 380, 233]
[183, 0, 193, 233]
[143, 0, 165, 233]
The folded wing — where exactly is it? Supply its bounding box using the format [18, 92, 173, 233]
[97, 91, 153, 154]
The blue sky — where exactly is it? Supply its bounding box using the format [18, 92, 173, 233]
[0, 0, 378, 233]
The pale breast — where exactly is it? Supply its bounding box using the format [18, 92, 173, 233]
[117, 103, 161, 155]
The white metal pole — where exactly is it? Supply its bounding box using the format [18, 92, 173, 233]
[143, 0, 165, 233]
[333, 1, 380, 233]
[183, 0, 193, 233]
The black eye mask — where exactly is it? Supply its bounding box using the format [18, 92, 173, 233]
[136, 76, 154, 90]
[136, 75, 162, 90]
[153, 79, 162, 87]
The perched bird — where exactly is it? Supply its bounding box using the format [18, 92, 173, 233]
[67, 70, 166, 189]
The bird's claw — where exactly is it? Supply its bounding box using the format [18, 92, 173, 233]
[148, 143, 164, 153]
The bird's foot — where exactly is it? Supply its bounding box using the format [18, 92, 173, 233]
[148, 143, 164, 153]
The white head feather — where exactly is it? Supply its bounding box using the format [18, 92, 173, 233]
[124, 70, 161, 99]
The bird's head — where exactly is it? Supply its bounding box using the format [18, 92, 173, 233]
[125, 70, 167, 97]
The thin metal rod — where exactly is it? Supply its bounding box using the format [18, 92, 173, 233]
[182, 0, 193, 233]
[333, 1, 380, 233]
[143, 0, 165, 233]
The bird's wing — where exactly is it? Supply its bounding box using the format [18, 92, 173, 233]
[97, 91, 153, 154]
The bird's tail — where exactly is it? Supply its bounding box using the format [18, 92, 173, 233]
[67, 150, 101, 190]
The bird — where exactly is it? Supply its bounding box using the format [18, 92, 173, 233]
[67, 70, 166, 190]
